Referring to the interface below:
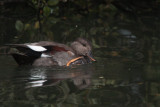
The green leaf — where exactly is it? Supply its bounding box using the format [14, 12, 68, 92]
[34, 21, 39, 29]
[92, 38, 100, 48]
[43, 6, 51, 17]
[48, 0, 59, 6]
[24, 24, 30, 30]
[15, 20, 24, 32]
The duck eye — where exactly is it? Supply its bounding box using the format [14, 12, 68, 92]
[82, 43, 86, 47]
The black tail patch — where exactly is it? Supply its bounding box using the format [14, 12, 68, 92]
[11, 53, 38, 65]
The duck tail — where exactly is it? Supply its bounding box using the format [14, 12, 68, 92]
[11, 53, 36, 65]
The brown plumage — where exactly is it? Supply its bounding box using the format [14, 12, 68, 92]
[6, 38, 96, 66]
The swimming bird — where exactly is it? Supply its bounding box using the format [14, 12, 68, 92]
[6, 38, 96, 66]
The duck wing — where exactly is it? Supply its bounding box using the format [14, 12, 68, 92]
[34, 41, 74, 53]
[6, 41, 72, 52]
[6, 42, 75, 65]
[6, 44, 44, 65]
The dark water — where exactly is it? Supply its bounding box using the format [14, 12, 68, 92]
[0, 55, 147, 107]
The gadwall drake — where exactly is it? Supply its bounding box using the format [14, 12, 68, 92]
[7, 38, 96, 66]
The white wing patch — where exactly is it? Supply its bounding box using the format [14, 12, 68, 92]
[27, 45, 47, 52]
[41, 53, 52, 57]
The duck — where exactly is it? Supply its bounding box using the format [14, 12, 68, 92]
[6, 38, 96, 66]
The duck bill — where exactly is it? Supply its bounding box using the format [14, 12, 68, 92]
[87, 53, 96, 62]
[87, 55, 96, 61]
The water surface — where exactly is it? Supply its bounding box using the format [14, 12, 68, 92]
[0, 55, 148, 107]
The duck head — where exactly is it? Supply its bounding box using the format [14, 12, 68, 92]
[71, 38, 96, 62]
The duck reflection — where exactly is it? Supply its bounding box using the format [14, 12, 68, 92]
[26, 66, 93, 89]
